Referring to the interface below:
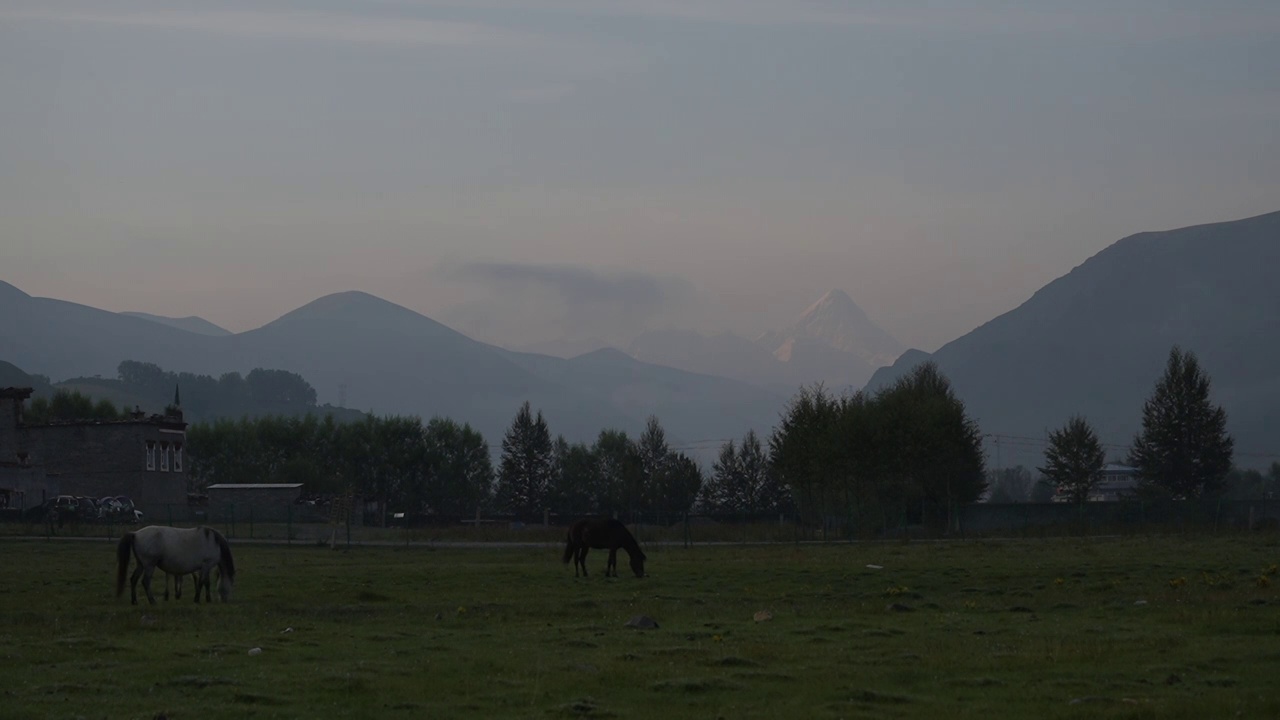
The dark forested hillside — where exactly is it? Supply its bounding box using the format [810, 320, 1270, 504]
[866, 210, 1280, 467]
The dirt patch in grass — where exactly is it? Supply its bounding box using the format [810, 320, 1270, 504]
[233, 693, 286, 705]
[710, 656, 758, 667]
[166, 675, 237, 689]
[554, 696, 618, 718]
[651, 677, 739, 693]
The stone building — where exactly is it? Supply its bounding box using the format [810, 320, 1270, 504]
[0, 387, 189, 510]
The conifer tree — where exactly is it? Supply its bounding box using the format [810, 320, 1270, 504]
[1129, 347, 1234, 499]
[1039, 416, 1105, 503]
[495, 401, 554, 517]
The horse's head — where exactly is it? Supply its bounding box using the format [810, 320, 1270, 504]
[630, 551, 647, 578]
[218, 570, 234, 602]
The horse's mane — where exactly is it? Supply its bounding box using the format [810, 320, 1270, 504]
[609, 519, 644, 557]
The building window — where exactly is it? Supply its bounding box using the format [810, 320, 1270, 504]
[146, 442, 155, 471]
[160, 442, 170, 472]
[174, 443, 183, 472]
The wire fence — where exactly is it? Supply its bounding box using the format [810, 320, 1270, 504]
[2, 497, 1277, 546]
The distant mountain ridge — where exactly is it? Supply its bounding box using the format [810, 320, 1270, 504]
[122, 311, 231, 336]
[866, 209, 1280, 468]
[0, 281, 786, 450]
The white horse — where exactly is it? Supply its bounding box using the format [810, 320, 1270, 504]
[163, 571, 203, 601]
[116, 526, 235, 605]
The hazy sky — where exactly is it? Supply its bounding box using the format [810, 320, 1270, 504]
[3, 0, 1278, 352]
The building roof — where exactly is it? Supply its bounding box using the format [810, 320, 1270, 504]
[0, 387, 34, 399]
[207, 483, 304, 490]
[1102, 463, 1138, 473]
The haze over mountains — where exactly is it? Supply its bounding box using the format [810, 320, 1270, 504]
[119, 312, 231, 337]
[0, 280, 786, 452]
[628, 289, 902, 394]
[2, 210, 1277, 468]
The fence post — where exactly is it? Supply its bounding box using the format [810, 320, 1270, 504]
[249, 505, 254, 539]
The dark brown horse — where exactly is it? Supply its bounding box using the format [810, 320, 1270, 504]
[562, 518, 646, 578]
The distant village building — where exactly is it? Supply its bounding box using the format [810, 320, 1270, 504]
[207, 483, 303, 522]
[1051, 462, 1141, 503]
[0, 387, 189, 510]
[1091, 463, 1142, 501]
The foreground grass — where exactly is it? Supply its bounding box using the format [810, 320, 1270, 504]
[1, 535, 1278, 719]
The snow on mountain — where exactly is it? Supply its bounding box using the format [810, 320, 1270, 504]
[758, 289, 903, 368]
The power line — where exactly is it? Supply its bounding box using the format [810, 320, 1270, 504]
[984, 433, 1280, 461]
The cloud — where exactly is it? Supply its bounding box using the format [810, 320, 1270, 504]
[2, 6, 542, 50]
[440, 261, 704, 349]
[389, 0, 1280, 38]
[9, 0, 1278, 50]
[455, 261, 696, 310]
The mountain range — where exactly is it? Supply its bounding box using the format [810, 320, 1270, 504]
[0, 281, 786, 452]
[3, 209, 1277, 469]
[866, 209, 1280, 469]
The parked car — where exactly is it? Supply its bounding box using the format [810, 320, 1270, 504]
[23, 500, 56, 521]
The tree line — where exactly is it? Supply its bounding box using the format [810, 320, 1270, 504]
[184, 404, 712, 526]
[52, 361, 353, 422]
[35, 345, 1262, 531]
[183, 360, 988, 534]
[1035, 346, 1272, 503]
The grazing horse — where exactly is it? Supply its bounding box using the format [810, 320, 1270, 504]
[562, 518, 646, 578]
[164, 571, 205, 601]
[116, 526, 235, 605]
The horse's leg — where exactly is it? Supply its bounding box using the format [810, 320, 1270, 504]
[130, 564, 144, 605]
[577, 547, 589, 577]
[607, 548, 618, 577]
[202, 569, 212, 603]
[141, 567, 158, 605]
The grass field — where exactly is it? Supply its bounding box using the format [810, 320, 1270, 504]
[1, 534, 1278, 719]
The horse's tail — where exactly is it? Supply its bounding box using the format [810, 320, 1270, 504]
[115, 532, 135, 596]
[562, 528, 575, 564]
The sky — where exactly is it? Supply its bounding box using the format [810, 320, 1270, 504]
[2, 0, 1278, 353]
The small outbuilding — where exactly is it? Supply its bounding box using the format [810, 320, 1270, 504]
[206, 483, 303, 522]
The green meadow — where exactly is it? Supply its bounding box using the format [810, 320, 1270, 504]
[1, 534, 1278, 719]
